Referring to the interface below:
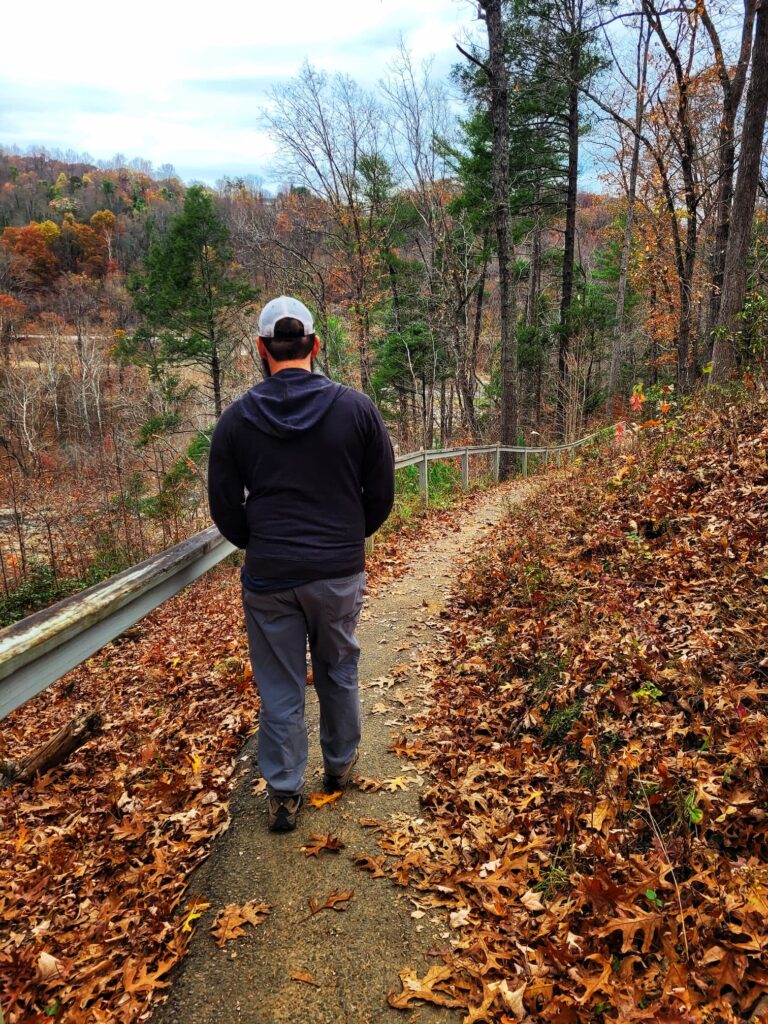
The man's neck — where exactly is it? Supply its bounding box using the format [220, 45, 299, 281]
[268, 359, 312, 375]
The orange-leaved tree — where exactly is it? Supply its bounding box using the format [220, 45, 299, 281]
[1, 220, 61, 288]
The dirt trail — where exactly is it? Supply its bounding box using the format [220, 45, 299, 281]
[152, 483, 528, 1024]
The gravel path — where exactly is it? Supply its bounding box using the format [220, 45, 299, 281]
[152, 483, 527, 1024]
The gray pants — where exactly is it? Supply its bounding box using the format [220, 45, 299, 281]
[242, 572, 366, 797]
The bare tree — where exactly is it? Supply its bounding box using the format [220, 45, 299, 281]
[382, 46, 486, 439]
[263, 64, 388, 391]
[606, 16, 651, 396]
[700, 0, 757, 340]
[712, 0, 768, 380]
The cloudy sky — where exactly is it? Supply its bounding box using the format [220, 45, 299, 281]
[2, 0, 479, 186]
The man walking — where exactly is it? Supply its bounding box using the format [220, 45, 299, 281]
[208, 296, 394, 832]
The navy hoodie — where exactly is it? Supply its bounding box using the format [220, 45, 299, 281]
[208, 369, 395, 582]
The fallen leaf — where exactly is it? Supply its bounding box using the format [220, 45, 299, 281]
[181, 899, 211, 933]
[520, 889, 545, 912]
[307, 889, 354, 916]
[385, 777, 409, 792]
[291, 970, 321, 988]
[387, 965, 465, 1009]
[493, 979, 528, 1019]
[358, 816, 387, 831]
[354, 854, 388, 877]
[300, 834, 345, 857]
[307, 790, 344, 808]
[37, 951, 65, 982]
[354, 776, 384, 792]
[449, 906, 471, 929]
[211, 901, 270, 946]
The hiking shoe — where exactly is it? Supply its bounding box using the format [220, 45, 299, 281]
[267, 794, 303, 832]
[322, 751, 359, 794]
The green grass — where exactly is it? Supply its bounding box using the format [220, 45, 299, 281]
[0, 549, 136, 628]
[383, 459, 467, 534]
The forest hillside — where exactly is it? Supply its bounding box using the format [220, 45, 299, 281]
[1, 0, 767, 624]
[382, 380, 768, 1021]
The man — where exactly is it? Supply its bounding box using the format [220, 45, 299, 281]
[208, 296, 394, 832]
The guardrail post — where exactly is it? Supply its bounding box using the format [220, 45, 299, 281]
[461, 448, 469, 489]
[522, 450, 528, 477]
[418, 452, 428, 506]
[493, 444, 500, 482]
[556, 449, 562, 467]
[365, 535, 374, 557]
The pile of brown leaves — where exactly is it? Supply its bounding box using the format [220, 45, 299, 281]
[0, 568, 259, 1023]
[384, 385, 768, 1022]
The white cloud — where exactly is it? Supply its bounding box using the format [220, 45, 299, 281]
[2, 0, 480, 183]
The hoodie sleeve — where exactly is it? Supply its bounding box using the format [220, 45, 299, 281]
[361, 399, 395, 536]
[208, 409, 249, 548]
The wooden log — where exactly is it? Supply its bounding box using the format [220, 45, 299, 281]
[0, 710, 102, 787]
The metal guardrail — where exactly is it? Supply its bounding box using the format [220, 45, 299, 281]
[0, 528, 234, 720]
[0, 428, 613, 720]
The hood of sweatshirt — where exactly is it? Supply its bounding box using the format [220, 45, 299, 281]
[239, 368, 345, 438]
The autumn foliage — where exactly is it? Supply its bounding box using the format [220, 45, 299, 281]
[0, 573, 259, 1023]
[383, 381, 768, 1021]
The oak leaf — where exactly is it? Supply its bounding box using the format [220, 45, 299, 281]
[300, 834, 345, 857]
[385, 776, 409, 791]
[307, 889, 354, 915]
[180, 899, 210, 933]
[37, 950, 65, 982]
[354, 776, 384, 792]
[211, 900, 270, 946]
[520, 889, 546, 912]
[594, 912, 662, 953]
[387, 965, 464, 1009]
[359, 816, 386, 830]
[354, 854, 388, 877]
[307, 790, 344, 808]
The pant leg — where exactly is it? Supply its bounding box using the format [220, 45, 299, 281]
[296, 572, 366, 774]
[242, 587, 309, 797]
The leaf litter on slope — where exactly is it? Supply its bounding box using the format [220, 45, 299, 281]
[382, 383, 768, 1022]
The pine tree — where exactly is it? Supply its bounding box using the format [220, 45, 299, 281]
[125, 185, 257, 418]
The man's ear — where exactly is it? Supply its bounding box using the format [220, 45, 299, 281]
[257, 338, 269, 359]
[311, 335, 321, 358]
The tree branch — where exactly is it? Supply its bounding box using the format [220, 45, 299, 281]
[456, 43, 491, 77]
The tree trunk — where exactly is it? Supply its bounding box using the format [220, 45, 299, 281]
[558, 36, 581, 440]
[439, 378, 448, 445]
[703, 0, 756, 342]
[525, 221, 541, 328]
[609, 20, 649, 398]
[481, 0, 518, 475]
[642, 0, 699, 392]
[0, 712, 102, 787]
[712, 1, 768, 381]
[359, 304, 372, 394]
[471, 250, 488, 389]
[211, 345, 223, 419]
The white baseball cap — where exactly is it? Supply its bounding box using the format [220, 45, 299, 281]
[258, 295, 314, 338]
